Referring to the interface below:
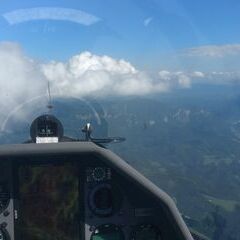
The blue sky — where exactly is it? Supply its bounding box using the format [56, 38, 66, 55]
[0, 0, 240, 70]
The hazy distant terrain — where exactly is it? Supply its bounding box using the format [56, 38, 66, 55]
[1, 84, 240, 239]
[106, 85, 240, 240]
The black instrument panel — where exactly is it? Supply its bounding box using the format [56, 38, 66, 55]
[84, 159, 166, 240]
[0, 152, 189, 240]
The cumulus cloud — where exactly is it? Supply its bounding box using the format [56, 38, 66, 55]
[3, 7, 101, 26]
[2, 41, 239, 105]
[0, 42, 190, 107]
[4, 41, 240, 128]
[42, 52, 178, 97]
[183, 44, 240, 58]
[0, 42, 183, 124]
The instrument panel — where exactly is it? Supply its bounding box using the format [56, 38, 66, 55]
[84, 164, 164, 240]
[0, 153, 189, 240]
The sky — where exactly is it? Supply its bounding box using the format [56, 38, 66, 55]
[1, 0, 240, 68]
[0, 0, 240, 124]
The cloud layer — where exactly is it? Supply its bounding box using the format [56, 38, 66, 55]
[2, 41, 240, 127]
[42, 52, 175, 97]
[0, 42, 197, 126]
[183, 44, 240, 58]
[0, 42, 192, 102]
[2, 42, 240, 104]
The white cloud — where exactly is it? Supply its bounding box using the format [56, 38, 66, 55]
[178, 74, 191, 88]
[0, 42, 45, 119]
[158, 70, 205, 88]
[42, 52, 176, 96]
[1, 42, 204, 128]
[183, 44, 240, 58]
[0, 42, 176, 105]
[192, 71, 205, 78]
[0, 43, 175, 128]
[3, 41, 240, 127]
[3, 7, 101, 26]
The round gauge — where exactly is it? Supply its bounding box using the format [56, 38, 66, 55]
[88, 183, 123, 217]
[0, 228, 10, 240]
[131, 224, 162, 240]
[92, 167, 106, 182]
[91, 224, 124, 240]
[0, 184, 10, 214]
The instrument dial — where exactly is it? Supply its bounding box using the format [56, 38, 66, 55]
[92, 167, 106, 182]
[88, 183, 122, 217]
[87, 167, 111, 182]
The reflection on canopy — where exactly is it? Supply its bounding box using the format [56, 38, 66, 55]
[3, 7, 101, 26]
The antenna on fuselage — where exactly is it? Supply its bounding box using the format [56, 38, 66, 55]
[47, 81, 53, 112]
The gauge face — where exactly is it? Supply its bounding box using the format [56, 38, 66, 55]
[0, 183, 10, 214]
[88, 183, 122, 217]
[91, 224, 124, 240]
[132, 225, 162, 240]
[87, 167, 111, 182]
[92, 167, 106, 182]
